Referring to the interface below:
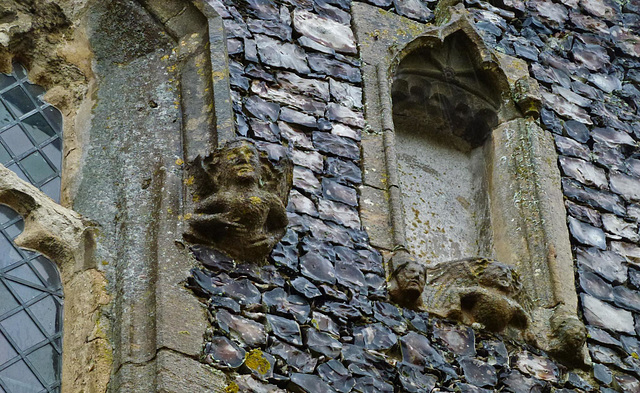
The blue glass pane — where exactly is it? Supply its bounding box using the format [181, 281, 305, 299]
[0, 332, 17, 366]
[39, 178, 61, 203]
[4, 221, 23, 240]
[0, 282, 19, 316]
[21, 152, 55, 184]
[41, 139, 62, 171]
[28, 296, 58, 336]
[6, 280, 42, 304]
[22, 113, 55, 144]
[22, 84, 45, 108]
[2, 125, 33, 157]
[0, 360, 44, 392]
[0, 205, 18, 224]
[0, 144, 10, 165]
[6, 163, 28, 183]
[0, 235, 22, 269]
[0, 102, 13, 127]
[27, 344, 58, 386]
[6, 265, 43, 287]
[0, 74, 15, 91]
[1, 311, 45, 351]
[2, 86, 35, 118]
[42, 107, 62, 133]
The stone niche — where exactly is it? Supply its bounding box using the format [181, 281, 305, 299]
[353, 2, 587, 365]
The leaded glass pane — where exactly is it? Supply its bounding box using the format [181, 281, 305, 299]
[0, 64, 63, 393]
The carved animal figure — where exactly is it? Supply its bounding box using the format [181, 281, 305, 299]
[422, 257, 529, 332]
[186, 139, 292, 262]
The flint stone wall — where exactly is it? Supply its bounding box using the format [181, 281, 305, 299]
[188, 0, 640, 391]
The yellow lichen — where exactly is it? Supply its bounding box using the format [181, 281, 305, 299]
[175, 158, 184, 166]
[184, 176, 195, 186]
[224, 382, 239, 393]
[244, 349, 271, 376]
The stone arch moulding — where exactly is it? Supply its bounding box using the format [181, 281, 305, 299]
[352, 2, 588, 366]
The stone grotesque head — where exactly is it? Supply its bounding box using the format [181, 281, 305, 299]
[185, 139, 292, 262]
[388, 250, 427, 308]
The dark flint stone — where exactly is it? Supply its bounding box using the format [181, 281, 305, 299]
[255, 140, 289, 162]
[455, 382, 492, 393]
[400, 332, 447, 370]
[322, 178, 357, 206]
[280, 107, 317, 128]
[245, 63, 277, 82]
[325, 156, 362, 185]
[224, 19, 250, 38]
[513, 351, 559, 382]
[191, 245, 234, 272]
[459, 358, 497, 388]
[365, 0, 392, 7]
[291, 276, 322, 298]
[576, 247, 627, 284]
[317, 359, 355, 393]
[263, 288, 310, 323]
[572, 79, 603, 101]
[320, 301, 362, 320]
[314, 0, 351, 24]
[204, 336, 245, 369]
[530, 63, 554, 84]
[313, 132, 360, 161]
[353, 323, 397, 351]
[307, 54, 362, 83]
[565, 200, 602, 227]
[513, 41, 539, 61]
[393, 0, 433, 22]
[229, 60, 249, 90]
[222, 279, 262, 306]
[405, 310, 429, 334]
[615, 374, 640, 392]
[630, 268, 640, 289]
[247, 18, 292, 41]
[366, 273, 387, 299]
[245, 95, 280, 122]
[353, 376, 393, 393]
[317, 117, 333, 131]
[312, 311, 340, 336]
[269, 242, 299, 272]
[325, 103, 365, 128]
[540, 108, 563, 134]
[350, 294, 373, 316]
[593, 127, 636, 147]
[434, 323, 476, 357]
[249, 119, 281, 143]
[237, 113, 249, 137]
[614, 286, 640, 313]
[255, 35, 310, 74]
[563, 120, 590, 143]
[579, 270, 614, 301]
[562, 179, 626, 215]
[590, 344, 626, 368]
[566, 371, 593, 391]
[244, 38, 259, 63]
[189, 268, 216, 296]
[242, 350, 275, 380]
[298, 36, 336, 54]
[589, 73, 622, 93]
[243, 0, 279, 20]
[398, 364, 437, 393]
[593, 143, 626, 170]
[586, 326, 621, 347]
[209, 295, 241, 313]
[319, 285, 349, 301]
[501, 370, 547, 393]
[305, 327, 342, 358]
[256, 265, 286, 287]
[373, 301, 406, 333]
[335, 259, 367, 291]
[227, 39, 243, 55]
[269, 340, 317, 373]
[266, 314, 302, 346]
[293, 165, 322, 194]
[476, 21, 502, 36]
[594, 363, 613, 385]
[322, 0, 351, 10]
[568, 216, 606, 249]
[216, 309, 267, 346]
[300, 253, 337, 284]
[482, 340, 508, 367]
[289, 373, 337, 393]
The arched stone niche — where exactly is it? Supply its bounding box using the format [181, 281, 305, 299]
[353, 3, 587, 365]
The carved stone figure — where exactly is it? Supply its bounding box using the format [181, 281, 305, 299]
[390, 253, 530, 333]
[388, 250, 427, 308]
[186, 139, 292, 262]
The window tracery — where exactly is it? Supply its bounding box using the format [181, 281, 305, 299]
[0, 63, 63, 393]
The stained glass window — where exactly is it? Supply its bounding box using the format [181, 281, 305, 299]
[0, 63, 63, 393]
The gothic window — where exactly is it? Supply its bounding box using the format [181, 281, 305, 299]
[0, 63, 64, 393]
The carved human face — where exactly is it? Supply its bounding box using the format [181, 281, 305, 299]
[396, 261, 426, 297]
[221, 142, 261, 183]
